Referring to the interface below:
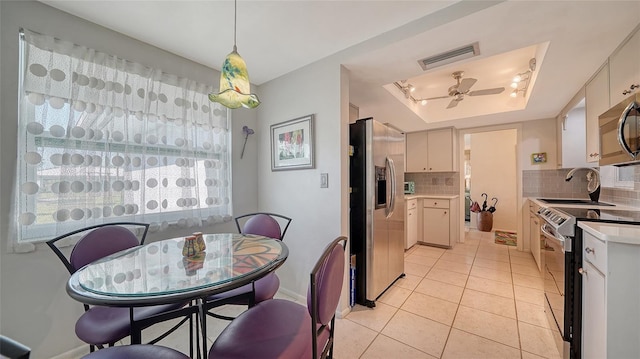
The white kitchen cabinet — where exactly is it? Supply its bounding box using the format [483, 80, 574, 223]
[405, 199, 418, 249]
[406, 132, 429, 172]
[584, 62, 609, 163]
[405, 128, 457, 172]
[427, 129, 455, 171]
[581, 260, 606, 359]
[609, 25, 640, 105]
[529, 203, 541, 272]
[558, 104, 593, 168]
[578, 222, 640, 359]
[421, 197, 457, 248]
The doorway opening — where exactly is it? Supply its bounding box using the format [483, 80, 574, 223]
[463, 129, 518, 236]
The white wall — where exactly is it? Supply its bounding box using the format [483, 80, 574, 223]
[521, 117, 558, 171]
[254, 57, 348, 306]
[0, 2, 258, 357]
[470, 129, 518, 232]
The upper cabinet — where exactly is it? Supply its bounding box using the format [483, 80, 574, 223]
[559, 104, 594, 168]
[406, 128, 458, 172]
[585, 62, 609, 163]
[406, 131, 429, 172]
[609, 26, 640, 105]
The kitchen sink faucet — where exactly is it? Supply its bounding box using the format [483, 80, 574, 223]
[565, 167, 601, 203]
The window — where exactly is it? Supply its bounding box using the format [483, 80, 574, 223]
[600, 165, 634, 189]
[14, 29, 232, 243]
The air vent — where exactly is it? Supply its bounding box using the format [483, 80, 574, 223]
[418, 42, 480, 71]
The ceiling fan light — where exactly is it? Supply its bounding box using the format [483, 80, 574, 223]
[512, 75, 522, 83]
[421, 99, 427, 106]
[409, 84, 415, 92]
[510, 90, 518, 98]
[510, 82, 518, 89]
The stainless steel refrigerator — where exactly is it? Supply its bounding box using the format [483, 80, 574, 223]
[350, 118, 405, 308]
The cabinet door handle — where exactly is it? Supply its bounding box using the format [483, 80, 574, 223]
[585, 247, 595, 254]
[623, 86, 638, 95]
[444, 211, 447, 214]
[578, 267, 586, 275]
[589, 152, 599, 157]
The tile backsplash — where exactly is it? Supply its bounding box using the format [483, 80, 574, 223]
[406, 168, 640, 206]
[523, 167, 640, 207]
[405, 172, 459, 195]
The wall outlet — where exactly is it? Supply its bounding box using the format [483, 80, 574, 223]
[320, 173, 329, 188]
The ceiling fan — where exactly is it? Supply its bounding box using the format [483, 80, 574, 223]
[421, 71, 505, 109]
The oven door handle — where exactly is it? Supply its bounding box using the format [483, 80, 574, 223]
[540, 223, 565, 253]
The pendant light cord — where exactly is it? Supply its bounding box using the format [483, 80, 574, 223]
[233, 0, 237, 51]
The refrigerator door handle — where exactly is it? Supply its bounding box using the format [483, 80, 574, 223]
[386, 156, 396, 218]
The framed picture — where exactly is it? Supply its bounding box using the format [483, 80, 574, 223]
[270, 114, 315, 171]
[531, 152, 547, 164]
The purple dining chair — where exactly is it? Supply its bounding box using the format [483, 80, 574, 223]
[208, 236, 347, 359]
[46, 223, 192, 354]
[204, 213, 291, 319]
[80, 344, 189, 359]
[0, 335, 30, 359]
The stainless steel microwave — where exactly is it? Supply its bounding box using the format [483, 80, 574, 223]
[599, 93, 640, 166]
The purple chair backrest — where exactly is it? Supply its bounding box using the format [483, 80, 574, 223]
[69, 226, 140, 271]
[242, 214, 282, 240]
[307, 240, 345, 325]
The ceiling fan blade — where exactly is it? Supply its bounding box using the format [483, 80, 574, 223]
[422, 95, 450, 101]
[468, 87, 505, 96]
[446, 98, 460, 109]
[457, 78, 477, 93]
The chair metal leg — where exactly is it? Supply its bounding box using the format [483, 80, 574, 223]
[189, 306, 194, 359]
[248, 281, 256, 308]
[198, 298, 208, 359]
[129, 307, 142, 344]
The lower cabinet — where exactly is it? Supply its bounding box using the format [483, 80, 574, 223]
[528, 200, 542, 272]
[405, 199, 418, 249]
[421, 197, 457, 248]
[581, 260, 606, 359]
[579, 223, 640, 358]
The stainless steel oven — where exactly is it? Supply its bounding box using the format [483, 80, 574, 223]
[537, 205, 640, 359]
[537, 207, 576, 359]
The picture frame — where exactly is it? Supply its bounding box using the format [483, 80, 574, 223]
[531, 152, 547, 164]
[270, 114, 314, 171]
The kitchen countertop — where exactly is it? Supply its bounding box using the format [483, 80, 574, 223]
[528, 197, 640, 211]
[405, 194, 459, 200]
[578, 221, 640, 245]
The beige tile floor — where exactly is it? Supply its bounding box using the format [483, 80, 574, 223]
[70, 229, 561, 359]
[334, 229, 562, 359]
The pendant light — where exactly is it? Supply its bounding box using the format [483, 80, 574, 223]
[209, 0, 260, 109]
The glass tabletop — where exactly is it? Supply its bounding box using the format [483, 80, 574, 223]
[74, 233, 287, 298]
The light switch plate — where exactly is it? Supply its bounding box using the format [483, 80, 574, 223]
[320, 173, 328, 188]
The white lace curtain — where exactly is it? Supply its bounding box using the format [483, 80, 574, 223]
[14, 29, 232, 244]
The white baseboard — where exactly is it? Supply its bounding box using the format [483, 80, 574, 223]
[276, 287, 305, 303]
[278, 287, 352, 319]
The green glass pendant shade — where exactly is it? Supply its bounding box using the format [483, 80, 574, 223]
[209, 46, 260, 109]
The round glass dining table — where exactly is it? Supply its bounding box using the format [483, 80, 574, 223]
[67, 233, 289, 307]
